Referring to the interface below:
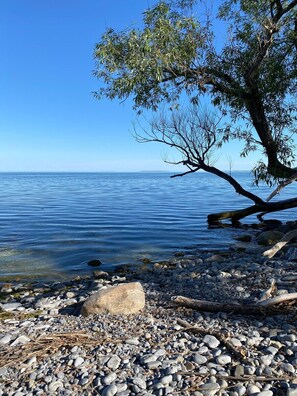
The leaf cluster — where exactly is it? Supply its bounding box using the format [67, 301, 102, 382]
[94, 0, 297, 184]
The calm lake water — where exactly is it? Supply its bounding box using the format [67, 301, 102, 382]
[1, 172, 297, 280]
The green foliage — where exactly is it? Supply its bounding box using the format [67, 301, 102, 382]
[94, 2, 207, 111]
[94, 0, 297, 184]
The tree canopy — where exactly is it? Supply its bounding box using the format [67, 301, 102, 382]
[93, 0, 297, 222]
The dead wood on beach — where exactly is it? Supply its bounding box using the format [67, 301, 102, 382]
[263, 229, 297, 258]
[172, 293, 297, 316]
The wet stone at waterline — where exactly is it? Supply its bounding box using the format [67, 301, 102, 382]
[87, 259, 102, 267]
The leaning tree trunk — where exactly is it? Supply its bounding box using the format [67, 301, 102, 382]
[208, 197, 297, 224]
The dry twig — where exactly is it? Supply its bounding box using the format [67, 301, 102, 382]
[0, 331, 114, 369]
[176, 318, 247, 361]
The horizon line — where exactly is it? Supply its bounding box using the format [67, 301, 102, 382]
[0, 169, 252, 174]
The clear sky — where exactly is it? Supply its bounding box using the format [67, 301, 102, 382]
[0, 0, 257, 172]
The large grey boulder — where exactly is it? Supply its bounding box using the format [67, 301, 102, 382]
[81, 282, 145, 316]
[256, 230, 284, 245]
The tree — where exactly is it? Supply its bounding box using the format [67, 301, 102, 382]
[93, 0, 297, 224]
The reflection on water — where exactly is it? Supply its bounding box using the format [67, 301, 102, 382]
[0, 172, 296, 280]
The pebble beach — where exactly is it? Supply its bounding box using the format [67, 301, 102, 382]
[1, 229, 297, 396]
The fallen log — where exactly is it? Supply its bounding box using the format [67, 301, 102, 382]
[207, 197, 297, 224]
[171, 295, 296, 316]
[263, 229, 297, 259]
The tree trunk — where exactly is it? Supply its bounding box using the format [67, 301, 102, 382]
[208, 197, 297, 224]
[246, 88, 296, 179]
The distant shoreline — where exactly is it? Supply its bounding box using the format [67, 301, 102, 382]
[0, 170, 251, 174]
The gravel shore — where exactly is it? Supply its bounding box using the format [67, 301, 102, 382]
[1, 238, 297, 395]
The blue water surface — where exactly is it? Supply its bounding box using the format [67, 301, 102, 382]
[0, 172, 296, 280]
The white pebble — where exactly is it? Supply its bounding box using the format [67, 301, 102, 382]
[74, 357, 84, 367]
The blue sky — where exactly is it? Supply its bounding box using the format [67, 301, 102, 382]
[0, 0, 257, 172]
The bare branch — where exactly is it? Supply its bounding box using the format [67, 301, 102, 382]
[134, 105, 264, 205]
[266, 170, 297, 202]
[245, 0, 297, 83]
[171, 169, 198, 178]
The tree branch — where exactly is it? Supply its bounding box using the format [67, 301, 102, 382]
[266, 171, 297, 201]
[208, 197, 297, 223]
[195, 162, 264, 204]
[171, 169, 199, 178]
[275, 0, 297, 20]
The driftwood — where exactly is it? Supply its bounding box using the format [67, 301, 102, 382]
[263, 229, 297, 258]
[259, 278, 276, 301]
[258, 292, 297, 307]
[172, 294, 297, 316]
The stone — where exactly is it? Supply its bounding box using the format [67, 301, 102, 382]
[107, 355, 121, 370]
[230, 338, 242, 348]
[287, 386, 297, 396]
[81, 282, 145, 316]
[0, 334, 12, 345]
[147, 361, 161, 369]
[280, 363, 295, 374]
[102, 384, 117, 396]
[93, 270, 109, 279]
[10, 335, 30, 346]
[65, 291, 76, 298]
[203, 335, 220, 349]
[200, 383, 220, 395]
[193, 354, 207, 364]
[279, 334, 296, 342]
[160, 375, 173, 385]
[116, 384, 128, 393]
[285, 248, 297, 261]
[216, 354, 231, 365]
[234, 365, 245, 377]
[247, 384, 261, 394]
[256, 230, 284, 245]
[102, 373, 117, 386]
[74, 357, 84, 367]
[0, 367, 8, 377]
[155, 348, 166, 357]
[140, 354, 157, 364]
[0, 302, 22, 311]
[87, 259, 102, 267]
[234, 234, 252, 242]
[265, 346, 278, 355]
[125, 338, 139, 345]
[233, 385, 246, 396]
[133, 377, 146, 389]
[205, 254, 224, 263]
[0, 283, 13, 293]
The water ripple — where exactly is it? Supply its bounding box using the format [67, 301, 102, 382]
[0, 172, 296, 279]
